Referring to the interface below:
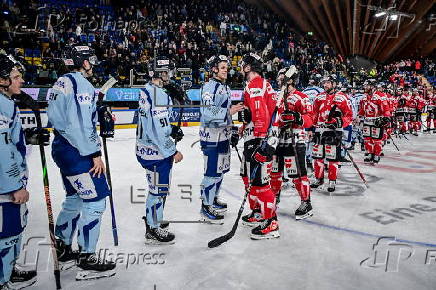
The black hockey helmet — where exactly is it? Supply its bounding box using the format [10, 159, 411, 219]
[239, 52, 263, 74]
[207, 55, 230, 70]
[62, 45, 99, 69]
[148, 56, 175, 79]
[0, 54, 25, 79]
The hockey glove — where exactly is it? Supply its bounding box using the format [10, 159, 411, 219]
[238, 108, 252, 123]
[375, 117, 390, 127]
[230, 126, 239, 147]
[281, 110, 303, 126]
[326, 117, 343, 129]
[170, 125, 184, 142]
[252, 140, 276, 163]
[398, 99, 406, 107]
[98, 105, 115, 138]
[24, 127, 50, 146]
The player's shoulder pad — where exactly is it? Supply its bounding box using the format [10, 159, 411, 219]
[52, 75, 73, 95]
[334, 92, 347, 102]
[295, 90, 309, 99]
[247, 77, 265, 97]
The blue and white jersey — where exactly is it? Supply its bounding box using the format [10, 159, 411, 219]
[47, 72, 101, 157]
[199, 78, 232, 145]
[303, 86, 324, 104]
[136, 83, 176, 161]
[0, 93, 27, 195]
[351, 93, 365, 118]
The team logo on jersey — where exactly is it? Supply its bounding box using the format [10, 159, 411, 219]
[53, 78, 69, 94]
[0, 114, 10, 130]
[249, 88, 262, 97]
[76, 93, 93, 105]
[202, 92, 213, 101]
[151, 108, 169, 118]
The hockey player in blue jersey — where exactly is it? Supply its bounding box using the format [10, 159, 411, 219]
[136, 56, 184, 244]
[302, 76, 324, 104]
[47, 45, 116, 280]
[302, 77, 324, 173]
[0, 54, 47, 289]
[199, 55, 244, 223]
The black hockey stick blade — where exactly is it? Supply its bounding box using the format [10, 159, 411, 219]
[208, 230, 236, 248]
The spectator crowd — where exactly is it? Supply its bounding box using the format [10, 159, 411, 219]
[0, 0, 434, 89]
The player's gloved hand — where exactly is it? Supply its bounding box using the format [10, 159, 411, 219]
[238, 108, 252, 123]
[281, 110, 303, 126]
[170, 125, 184, 142]
[98, 105, 115, 138]
[24, 127, 50, 146]
[230, 126, 239, 147]
[375, 116, 390, 127]
[398, 99, 406, 107]
[326, 117, 343, 129]
[327, 109, 343, 129]
[252, 141, 276, 163]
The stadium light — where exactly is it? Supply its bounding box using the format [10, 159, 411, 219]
[375, 12, 386, 17]
[390, 14, 398, 20]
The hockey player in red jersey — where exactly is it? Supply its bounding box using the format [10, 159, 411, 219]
[425, 90, 436, 132]
[395, 87, 411, 134]
[409, 89, 425, 135]
[238, 53, 281, 239]
[271, 67, 314, 220]
[358, 80, 391, 164]
[311, 75, 353, 192]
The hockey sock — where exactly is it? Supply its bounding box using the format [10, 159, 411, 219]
[77, 199, 106, 253]
[293, 176, 311, 201]
[251, 186, 276, 219]
[200, 176, 223, 205]
[328, 161, 339, 181]
[270, 171, 283, 196]
[314, 159, 324, 179]
[55, 195, 82, 245]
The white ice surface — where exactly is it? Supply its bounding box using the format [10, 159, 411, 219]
[20, 127, 436, 290]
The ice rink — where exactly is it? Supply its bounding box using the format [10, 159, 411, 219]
[21, 127, 436, 290]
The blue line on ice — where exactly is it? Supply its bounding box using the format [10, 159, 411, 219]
[221, 188, 436, 248]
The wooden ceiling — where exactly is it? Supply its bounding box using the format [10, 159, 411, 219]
[247, 0, 435, 63]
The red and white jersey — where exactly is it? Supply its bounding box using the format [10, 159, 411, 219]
[386, 92, 396, 115]
[313, 91, 353, 127]
[428, 93, 436, 110]
[410, 94, 426, 111]
[396, 93, 413, 112]
[278, 90, 313, 129]
[358, 93, 391, 118]
[242, 75, 281, 141]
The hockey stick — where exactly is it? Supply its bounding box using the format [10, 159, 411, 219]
[15, 93, 62, 289]
[98, 77, 119, 246]
[234, 145, 242, 163]
[208, 69, 298, 249]
[388, 133, 400, 151]
[208, 110, 278, 248]
[208, 107, 279, 248]
[329, 105, 368, 189]
[345, 151, 369, 189]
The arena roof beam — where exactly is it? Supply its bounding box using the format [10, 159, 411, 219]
[381, 0, 434, 61]
[370, 0, 413, 61]
[306, 0, 340, 55]
[321, 0, 346, 55]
